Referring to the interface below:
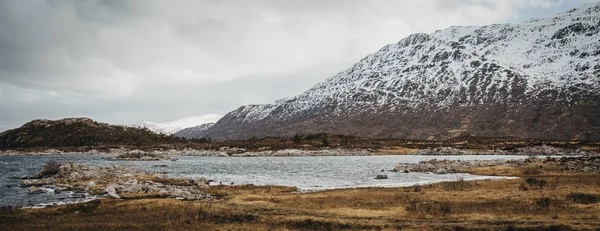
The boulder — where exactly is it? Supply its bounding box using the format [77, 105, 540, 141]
[375, 174, 388, 180]
[28, 186, 43, 194]
[86, 181, 97, 189]
[105, 185, 120, 199]
[435, 168, 448, 174]
[190, 177, 208, 186]
[122, 181, 142, 194]
[20, 179, 48, 187]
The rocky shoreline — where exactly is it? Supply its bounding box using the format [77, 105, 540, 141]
[19, 162, 212, 204]
[393, 156, 600, 174]
[1, 145, 596, 157]
[0, 147, 373, 157]
[409, 145, 594, 156]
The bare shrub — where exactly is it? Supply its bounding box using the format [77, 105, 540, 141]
[36, 160, 61, 178]
[566, 193, 600, 204]
[413, 184, 422, 192]
[535, 197, 568, 211]
[525, 178, 547, 190]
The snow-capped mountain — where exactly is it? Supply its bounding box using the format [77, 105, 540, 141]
[201, 3, 600, 141]
[132, 114, 221, 135]
[173, 123, 215, 139]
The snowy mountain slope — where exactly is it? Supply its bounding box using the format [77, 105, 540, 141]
[201, 3, 600, 141]
[173, 122, 215, 139]
[132, 114, 221, 135]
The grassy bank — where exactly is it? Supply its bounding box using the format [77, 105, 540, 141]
[2, 165, 599, 230]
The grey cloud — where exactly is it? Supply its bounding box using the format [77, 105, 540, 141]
[0, 0, 574, 131]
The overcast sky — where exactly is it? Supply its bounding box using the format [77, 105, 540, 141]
[0, 0, 593, 131]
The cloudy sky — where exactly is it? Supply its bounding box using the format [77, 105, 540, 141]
[0, 0, 593, 131]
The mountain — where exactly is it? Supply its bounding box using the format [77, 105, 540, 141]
[0, 118, 183, 149]
[173, 122, 215, 139]
[132, 114, 221, 135]
[201, 3, 600, 141]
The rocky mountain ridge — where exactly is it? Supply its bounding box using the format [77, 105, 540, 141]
[174, 123, 215, 139]
[200, 2, 600, 141]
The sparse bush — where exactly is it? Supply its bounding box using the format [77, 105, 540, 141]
[413, 184, 422, 192]
[322, 137, 329, 147]
[293, 134, 302, 144]
[522, 166, 542, 175]
[535, 197, 567, 211]
[535, 197, 552, 210]
[36, 160, 61, 178]
[566, 193, 600, 204]
[525, 178, 547, 190]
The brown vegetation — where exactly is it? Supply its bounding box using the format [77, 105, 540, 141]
[1, 118, 598, 155]
[2, 166, 600, 230]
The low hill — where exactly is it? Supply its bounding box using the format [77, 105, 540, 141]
[0, 118, 186, 149]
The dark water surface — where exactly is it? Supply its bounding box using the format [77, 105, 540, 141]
[0, 154, 527, 207]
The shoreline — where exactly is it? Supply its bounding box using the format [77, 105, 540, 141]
[2, 156, 599, 230]
[0, 144, 596, 157]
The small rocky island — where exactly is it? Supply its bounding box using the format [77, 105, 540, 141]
[20, 161, 211, 201]
[102, 149, 177, 161]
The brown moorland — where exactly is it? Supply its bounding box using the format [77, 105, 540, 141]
[1, 163, 599, 230]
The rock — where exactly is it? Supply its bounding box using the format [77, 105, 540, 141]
[70, 193, 86, 198]
[20, 179, 47, 187]
[435, 168, 448, 174]
[375, 174, 388, 180]
[54, 187, 62, 194]
[190, 177, 208, 186]
[122, 181, 142, 194]
[105, 185, 120, 199]
[86, 181, 97, 189]
[28, 186, 43, 194]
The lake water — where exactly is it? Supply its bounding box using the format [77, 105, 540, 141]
[0, 154, 528, 207]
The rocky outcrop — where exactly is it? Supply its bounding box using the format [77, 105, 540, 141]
[393, 159, 526, 174]
[414, 145, 594, 156]
[393, 156, 600, 174]
[19, 162, 212, 201]
[102, 149, 176, 161]
[230, 148, 372, 157]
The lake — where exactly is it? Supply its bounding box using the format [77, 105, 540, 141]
[0, 154, 528, 207]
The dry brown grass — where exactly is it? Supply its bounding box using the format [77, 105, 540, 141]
[373, 147, 421, 155]
[2, 168, 600, 230]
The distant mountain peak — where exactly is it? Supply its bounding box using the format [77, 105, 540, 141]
[132, 114, 221, 135]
